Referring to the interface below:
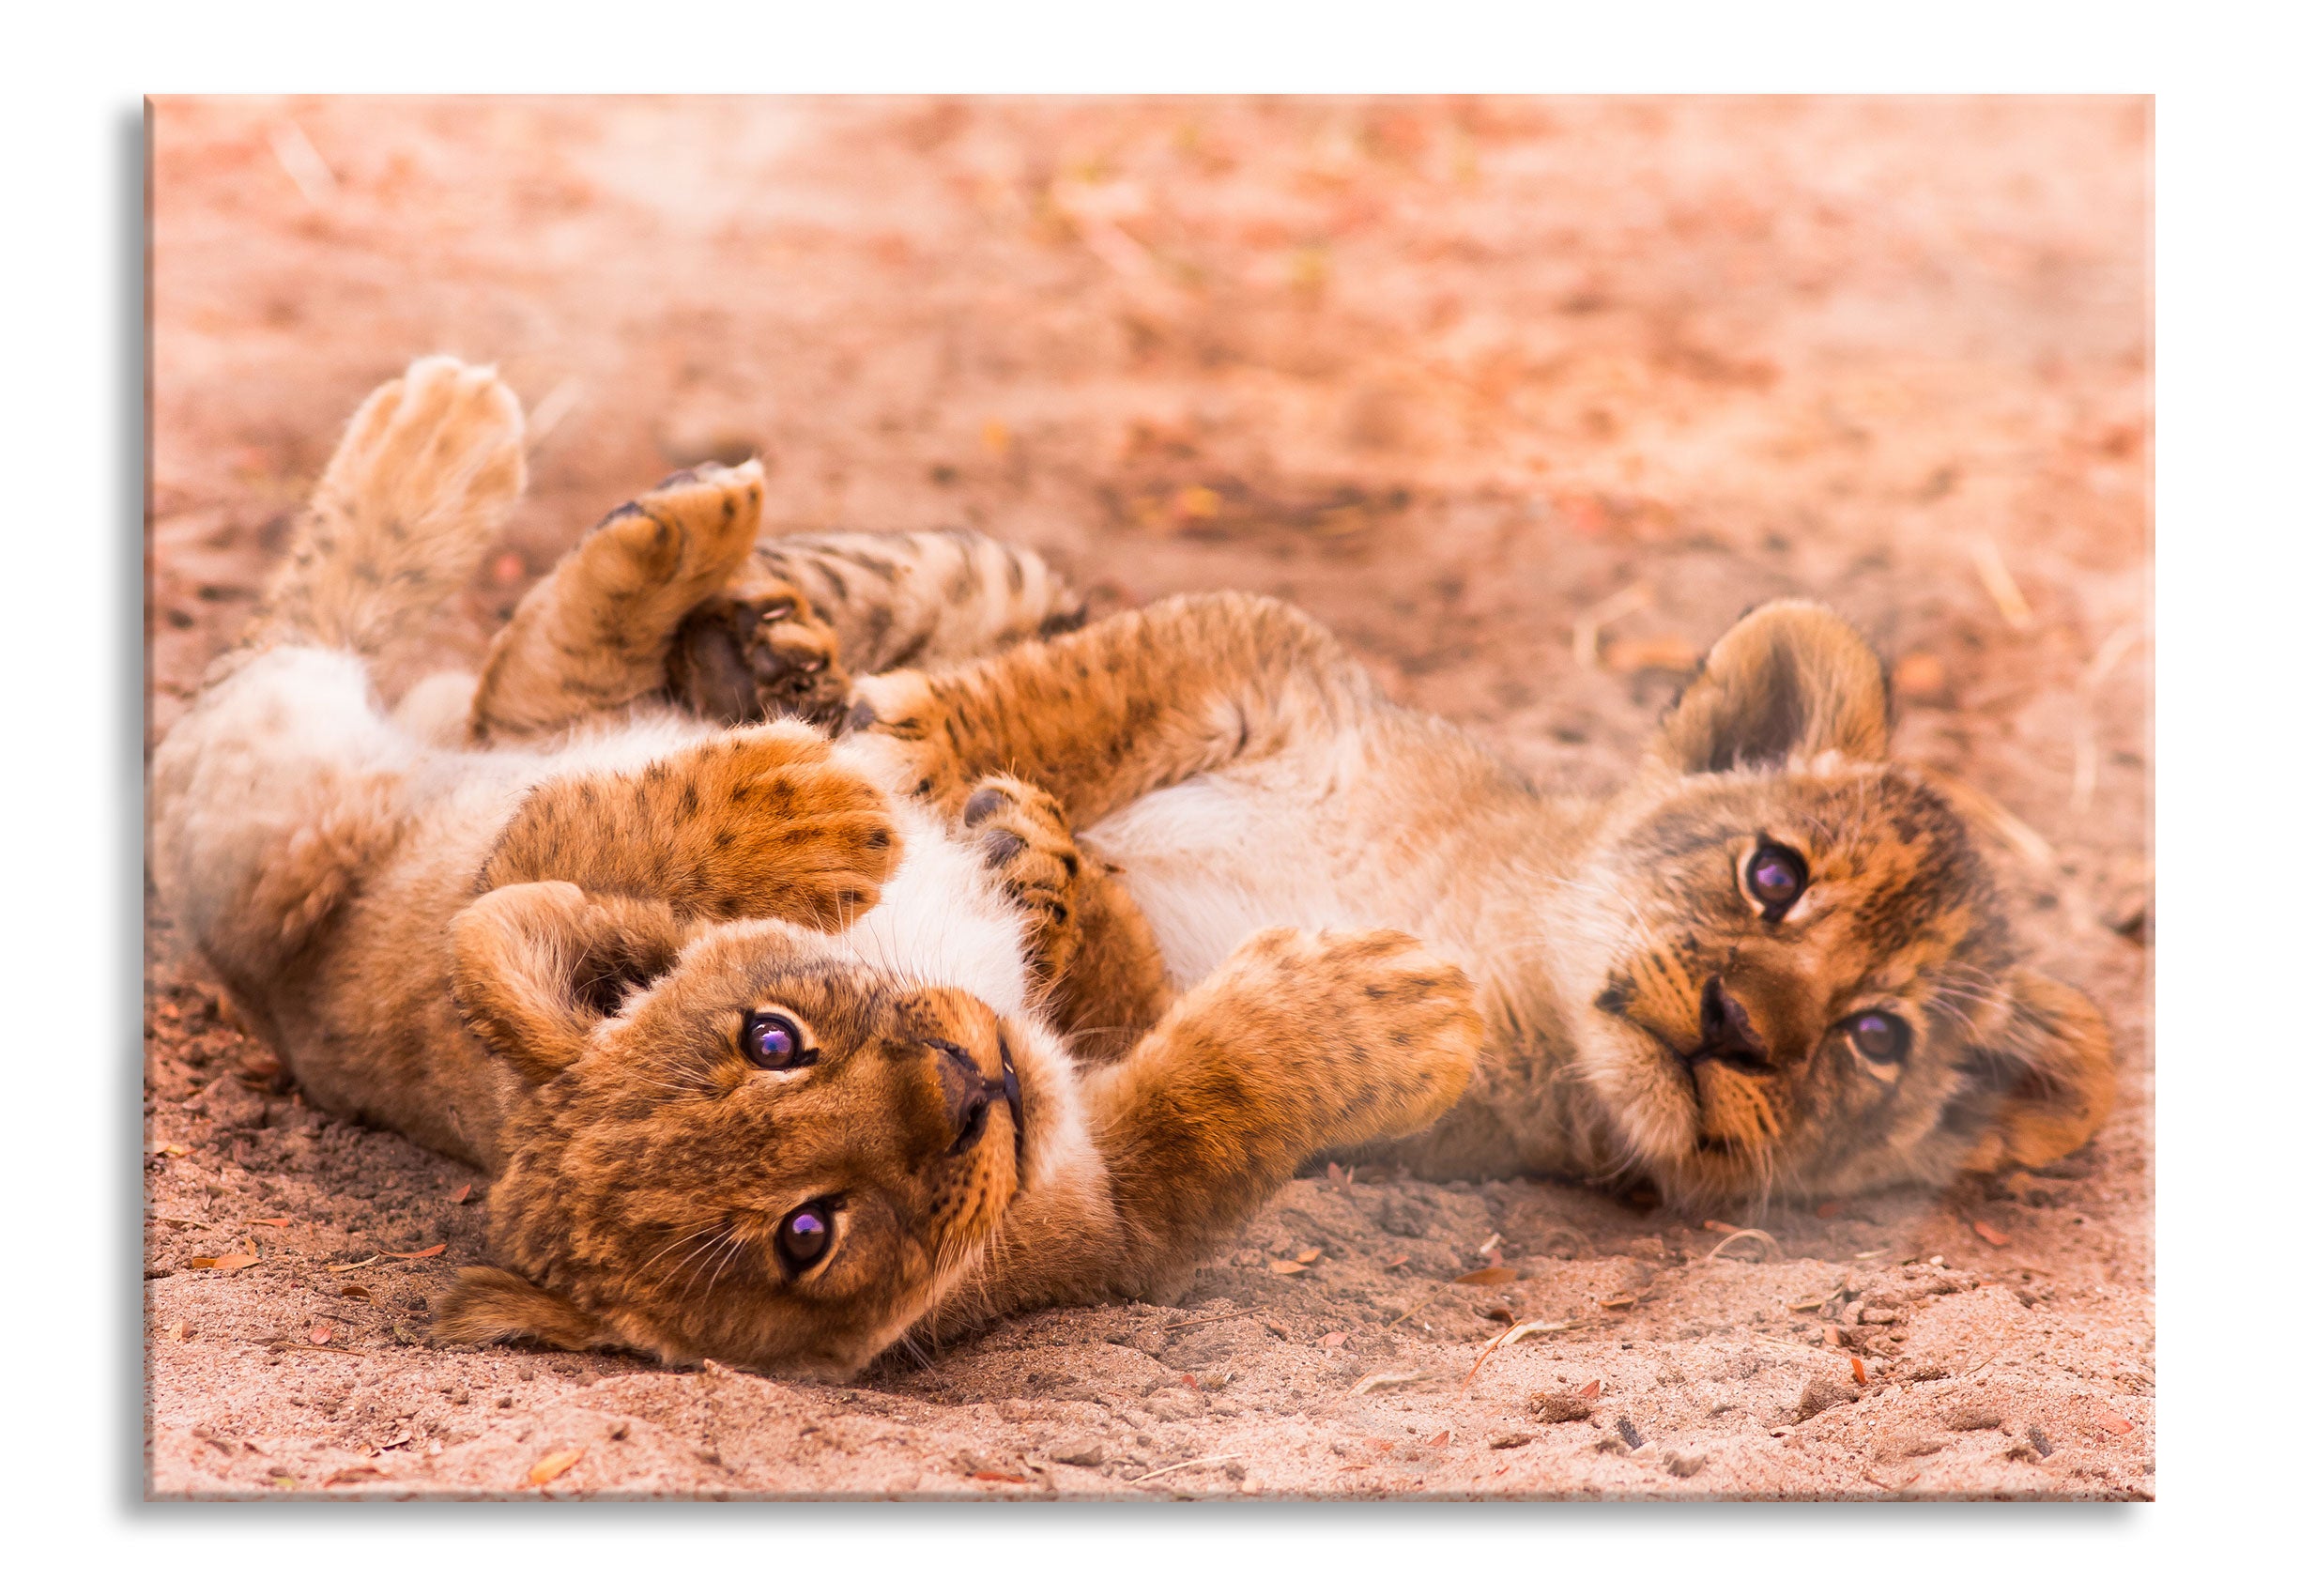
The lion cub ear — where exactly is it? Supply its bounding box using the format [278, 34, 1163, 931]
[434, 1266, 609, 1351]
[1956, 969, 2118, 1174]
[1648, 600, 1891, 775]
[450, 882, 690, 1082]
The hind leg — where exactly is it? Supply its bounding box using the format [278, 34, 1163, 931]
[247, 356, 527, 659]
[468, 462, 768, 743]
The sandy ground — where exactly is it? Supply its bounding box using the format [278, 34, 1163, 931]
[145, 95, 2152, 1499]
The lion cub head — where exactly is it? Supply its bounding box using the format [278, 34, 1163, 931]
[1557, 600, 2116, 1206]
[435, 882, 1046, 1377]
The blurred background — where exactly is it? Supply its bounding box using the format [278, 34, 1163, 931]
[148, 92, 2150, 962]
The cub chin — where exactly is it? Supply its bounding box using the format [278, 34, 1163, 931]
[148, 358, 1480, 1379]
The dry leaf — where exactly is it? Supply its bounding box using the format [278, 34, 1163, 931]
[1600, 1295, 1638, 1310]
[327, 1255, 382, 1273]
[1317, 1331, 1349, 1348]
[1349, 1371, 1425, 1397]
[1452, 1266, 1517, 1286]
[189, 1253, 259, 1272]
[1577, 1379, 1602, 1400]
[1848, 1357, 1867, 1386]
[1427, 1431, 1451, 1448]
[1823, 1325, 1846, 1348]
[1604, 634, 1701, 673]
[1268, 1259, 1309, 1276]
[161, 1320, 190, 1343]
[248, 1218, 291, 1228]
[1971, 1220, 2012, 1248]
[451, 1184, 475, 1205]
[2102, 1414, 2135, 1435]
[527, 1448, 585, 1487]
[309, 1325, 333, 1345]
[383, 1244, 446, 1260]
[154, 1143, 192, 1159]
[1294, 1248, 1323, 1266]
[340, 1284, 370, 1300]
[970, 1470, 1032, 1485]
[322, 1466, 384, 1488]
[1386, 1253, 1409, 1269]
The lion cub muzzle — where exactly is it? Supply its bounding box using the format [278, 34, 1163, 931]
[884, 988, 1023, 1169]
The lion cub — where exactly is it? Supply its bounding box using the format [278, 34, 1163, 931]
[149, 357, 1480, 1376]
[844, 592, 2118, 1210]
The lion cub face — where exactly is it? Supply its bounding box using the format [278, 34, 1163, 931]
[1558, 602, 2115, 1206]
[437, 884, 1041, 1376]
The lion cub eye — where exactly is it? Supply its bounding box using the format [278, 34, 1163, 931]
[775, 1202, 836, 1273]
[1846, 1011, 1911, 1067]
[741, 1011, 815, 1070]
[1744, 842, 1809, 917]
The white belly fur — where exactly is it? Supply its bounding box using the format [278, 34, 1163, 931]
[1085, 749, 1418, 989]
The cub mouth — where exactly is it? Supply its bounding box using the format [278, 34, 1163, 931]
[1000, 1047, 1025, 1171]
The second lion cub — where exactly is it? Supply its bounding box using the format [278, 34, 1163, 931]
[849, 592, 2118, 1210]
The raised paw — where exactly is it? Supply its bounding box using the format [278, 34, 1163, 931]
[314, 355, 527, 561]
[256, 356, 529, 654]
[958, 776, 1083, 993]
[469, 460, 768, 742]
[665, 580, 852, 729]
[480, 721, 902, 929]
[1191, 926, 1482, 1148]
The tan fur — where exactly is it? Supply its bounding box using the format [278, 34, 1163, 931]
[846, 593, 2118, 1210]
[150, 358, 1478, 1377]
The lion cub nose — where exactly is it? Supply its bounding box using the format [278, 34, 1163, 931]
[1697, 976, 1772, 1072]
[889, 989, 1008, 1156]
[929, 1040, 998, 1156]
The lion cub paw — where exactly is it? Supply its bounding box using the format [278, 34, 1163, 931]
[839, 669, 964, 802]
[316, 355, 528, 553]
[584, 461, 765, 601]
[1214, 926, 1482, 1146]
[960, 776, 1083, 993]
[667, 581, 852, 729]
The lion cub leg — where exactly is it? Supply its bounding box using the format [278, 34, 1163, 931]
[1086, 928, 1480, 1297]
[845, 591, 1368, 829]
[957, 776, 1175, 1052]
[930, 928, 1479, 1332]
[468, 463, 766, 743]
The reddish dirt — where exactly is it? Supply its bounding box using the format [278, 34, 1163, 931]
[146, 95, 2152, 1499]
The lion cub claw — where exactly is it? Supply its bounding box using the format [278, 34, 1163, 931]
[958, 775, 1084, 993]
